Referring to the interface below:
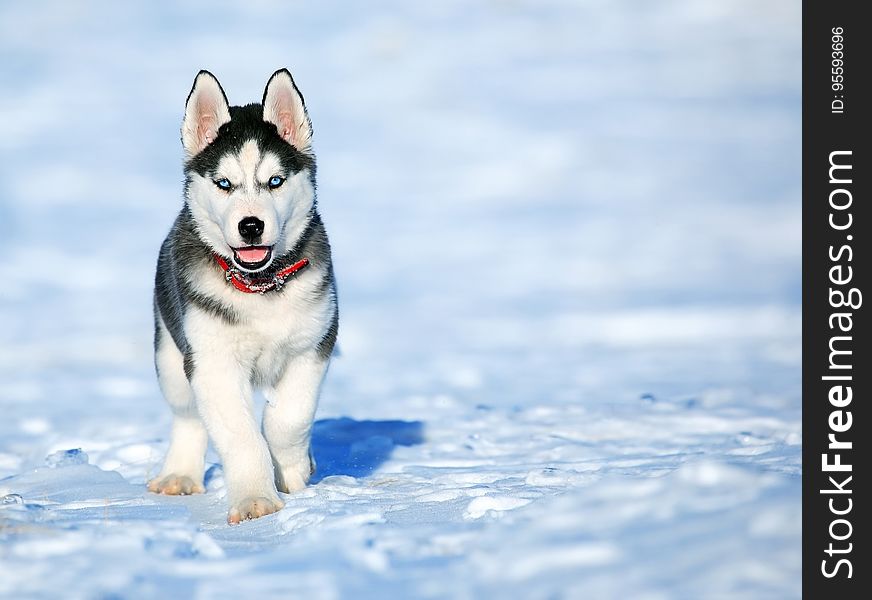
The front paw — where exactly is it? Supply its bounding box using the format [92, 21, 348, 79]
[228, 495, 284, 524]
[274, 454, 314, 493]
[148, 474, 205, 495]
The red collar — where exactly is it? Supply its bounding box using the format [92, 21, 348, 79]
[214, 254, 310, 294]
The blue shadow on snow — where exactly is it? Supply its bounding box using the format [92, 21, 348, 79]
[310, 417, 424, 483]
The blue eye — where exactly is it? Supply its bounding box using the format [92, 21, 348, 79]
[268, 176, 285, 189]
[214, 178, 232, 191]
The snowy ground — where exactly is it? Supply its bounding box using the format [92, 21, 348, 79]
[0, 1, 801, 598]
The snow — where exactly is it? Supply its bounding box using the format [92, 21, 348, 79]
[0, 0, 800, 597]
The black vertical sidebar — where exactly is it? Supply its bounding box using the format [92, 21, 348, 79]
[804, 1, 869, 597]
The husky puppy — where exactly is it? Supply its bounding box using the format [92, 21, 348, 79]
[149, 69, 337, 524]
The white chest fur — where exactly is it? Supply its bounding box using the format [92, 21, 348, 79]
[183, 261, 334, 388]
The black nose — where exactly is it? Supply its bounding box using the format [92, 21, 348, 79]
[238, 216, 264, 243]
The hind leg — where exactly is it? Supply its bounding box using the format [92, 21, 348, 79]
[148, 315, 208, 495]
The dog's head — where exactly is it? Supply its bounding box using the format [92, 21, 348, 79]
[181, 69, 316, 273]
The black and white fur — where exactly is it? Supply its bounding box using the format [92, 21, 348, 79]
[149, 69, 338, 524]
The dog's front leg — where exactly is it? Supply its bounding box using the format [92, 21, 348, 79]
[186, 312, 283, 524]
[263, 350, 329, 493]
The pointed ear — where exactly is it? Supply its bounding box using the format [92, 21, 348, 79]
[262, 69, 312, 152]
[181, 70, 231, 157]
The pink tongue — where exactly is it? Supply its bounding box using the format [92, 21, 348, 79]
[236, 247, 269, 263]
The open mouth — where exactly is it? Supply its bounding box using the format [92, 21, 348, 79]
[232, 245, 273, 271]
